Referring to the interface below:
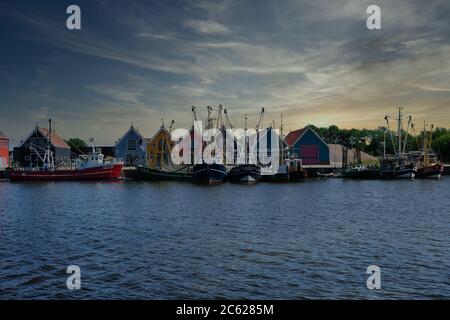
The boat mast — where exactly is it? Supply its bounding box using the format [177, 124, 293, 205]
[168, 120, 175, 134]
[255, 108, 265, 166]
[48, 118, 52, 148]
[207, 106, 213, 130]
[256, 107, 265, 132]
[192, 106, 198, 121]
[216, 105, 223, 129]
[244, 113, 248, 164]
[397, 107, 402, 160]
[429, 124, 434, 164]
[402, 115, 412, 157]
[280, 113, 283, 165]
[384, 115, 396, 159]
[45, 118, 55, 171]
[424, 122, 429, 166]
[224, 108, 233, 129]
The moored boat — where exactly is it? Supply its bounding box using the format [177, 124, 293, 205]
[10, 148, 123, 181]
[408, 123, 444, 179]
[416, 163, 444, 179]
[379, 160, 416, 179]
[380, 108, 417, 179]
[10, 164, 123, 181]
[10, 119, 123, 182]
[344, 164, 379, 179]
[261, 164, 289, 182]
[286, 159, 307, 181]
[227, 164, 261, 183]
[192, 163, 227, 184]
[135, 165, 192, 181]
[317, 172, 335, 178]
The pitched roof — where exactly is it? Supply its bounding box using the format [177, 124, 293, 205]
[148, 126, 170, 144]
[115, 125, 144, 146]
[0, 131, 8, 140]
[38, 128, 70, 149]
[19, 127, 70, 149]
[285, 127, 329, 148]
[285, 128, 306, 147]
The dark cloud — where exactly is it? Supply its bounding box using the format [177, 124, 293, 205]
[0, 0, 448, 144]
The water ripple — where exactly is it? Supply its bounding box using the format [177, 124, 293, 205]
[0, 179, 449, 299]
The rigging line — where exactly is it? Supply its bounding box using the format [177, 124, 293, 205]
[57, 126, 87, 156]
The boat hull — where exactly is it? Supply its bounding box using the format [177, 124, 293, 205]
[134, 165, 192, 181]
[193, 163, 227, 184]
[288, 169, 307, 181]
[380, 163, 416, 179]
[0, 170, 9, 180]
[416, 163, 444, 179]
[344, 169, 379, 179]
[9, 164, 123, 181]
[227, 164, 261, 183]
[261, 165, 289, 182]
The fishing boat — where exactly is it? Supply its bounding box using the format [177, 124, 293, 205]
[343, 164, 379, 179]
[226, 110, 264, 184]
[135, 165, 192, 181]
[416, 162, 444, 179]
[259, 112, 295, 182]
[10, 146, 123, 181]
[135, 121, 194, 182]
[379, 159, 416, 179]
[407, 123, 444, 179]
[191, 105, 228, 184]
[10, 119, 123, 182]
[227, 164, 261, 183]
[286, 158, 307, 181]
[261, 164, 289, 182]
[380, 108, 417, 179]
[192, 163, 227, 184]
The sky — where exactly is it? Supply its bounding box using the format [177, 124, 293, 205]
[0, 0, 449, 145]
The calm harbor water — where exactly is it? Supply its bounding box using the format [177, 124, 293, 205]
[0, 178, 449, 299]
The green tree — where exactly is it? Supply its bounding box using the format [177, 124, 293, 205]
[66, 138, 87, 151]
[432, 133, 450, 163]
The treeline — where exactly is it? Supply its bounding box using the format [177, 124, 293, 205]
[307, 125, 450, 163]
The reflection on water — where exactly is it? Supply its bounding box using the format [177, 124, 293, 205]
[0, 178, 449, 299]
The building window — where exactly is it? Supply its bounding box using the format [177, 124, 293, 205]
[128, 140, 137, 151]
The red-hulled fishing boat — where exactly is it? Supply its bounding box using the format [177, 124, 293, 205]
[10, 152, 124, 181]
[10, 120, 123, 182]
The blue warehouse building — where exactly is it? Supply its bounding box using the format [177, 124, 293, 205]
[114, 125, 146, 166]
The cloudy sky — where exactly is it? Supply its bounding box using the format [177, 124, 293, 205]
[0, 0, 449, 145]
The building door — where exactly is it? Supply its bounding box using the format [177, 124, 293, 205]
[301, 145, 319, 165]
[126, 154, 139, 166]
